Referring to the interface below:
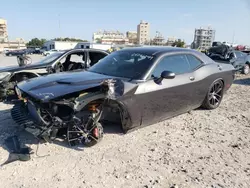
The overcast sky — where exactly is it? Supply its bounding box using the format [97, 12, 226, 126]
[1, 0, 250, 45]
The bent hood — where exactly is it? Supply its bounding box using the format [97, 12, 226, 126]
[17, 71, 137, 102]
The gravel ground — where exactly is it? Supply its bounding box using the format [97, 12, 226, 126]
[0, 55, 250, 188]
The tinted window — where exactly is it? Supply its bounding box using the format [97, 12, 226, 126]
[151, 55, 190, 77]
[234, 52, 241, 58]
[186, 54, 203, 70]
[89, 51, 108, 66]
[88, 51, 155, 79]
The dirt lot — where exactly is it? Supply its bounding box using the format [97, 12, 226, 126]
[0, 55, 250, 188]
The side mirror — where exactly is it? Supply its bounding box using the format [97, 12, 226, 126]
[161, 70, 175, 79]
[154, 70, 175, 85]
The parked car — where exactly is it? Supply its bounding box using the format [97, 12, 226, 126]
[242, 50, 250, 55]
[5, 50, 27, 56]
[43, 49, 59, 56]
[11, 47, 235, 147]
[209, 50, 250, 75]
[25, 48, 43, 54]
[0, 48, 109, 101]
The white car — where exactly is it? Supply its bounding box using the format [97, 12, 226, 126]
[43, 49, 59, 56]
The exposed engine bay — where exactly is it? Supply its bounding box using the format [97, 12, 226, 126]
[11, 79, 131, 147]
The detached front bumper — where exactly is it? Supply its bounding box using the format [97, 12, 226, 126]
[11, 101, 43, 137]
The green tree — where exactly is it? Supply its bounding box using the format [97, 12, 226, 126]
[95, 38, 102, 44]
[172, 39, 185, 48]
[26, 38, 47, 47]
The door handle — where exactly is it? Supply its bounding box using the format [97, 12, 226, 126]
[189, 76, 195, 81]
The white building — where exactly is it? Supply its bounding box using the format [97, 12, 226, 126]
[75, 42, 112, 51]
[137, 20, 150, 45]
[43, 40, 78, 50]
[92, 30, 129, 45]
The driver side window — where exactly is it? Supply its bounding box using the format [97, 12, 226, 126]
[151, 54, 191, 78]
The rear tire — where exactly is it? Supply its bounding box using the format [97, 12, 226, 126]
[201, 79, 224, 110]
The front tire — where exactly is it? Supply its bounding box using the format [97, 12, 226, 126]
[67, 122, 104, 147]
[84, 123, 104, 147]
[201, 79, 224, 110]
[242, 64, 250, 75]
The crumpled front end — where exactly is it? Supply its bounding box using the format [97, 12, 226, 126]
[11, 78, 136, 146]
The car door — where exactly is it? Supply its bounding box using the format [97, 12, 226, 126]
[185, 54, 207, 109]
[139, 54, 195, 126]
[234, 52, 245, 63]
[86, 50, 109, 68]
[230, 52, 244, 68]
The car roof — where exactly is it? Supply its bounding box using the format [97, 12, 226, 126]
[119, 46, 197, 56]
[118, 46, 215, 64]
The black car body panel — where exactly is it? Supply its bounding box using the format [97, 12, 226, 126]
[17, 71, 115, 101]
[11, 47, 235, 146]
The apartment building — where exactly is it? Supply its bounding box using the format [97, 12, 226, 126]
[192, 26, 215, 49]
[137, 20, 150, 45]
[0, 18, 8, 42]
[126, 31, 137, 44]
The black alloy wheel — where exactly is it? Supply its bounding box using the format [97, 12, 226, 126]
[202, 80, 224, 110]
[67, 122, 104, 147]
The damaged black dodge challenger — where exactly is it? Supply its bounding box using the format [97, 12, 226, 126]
[11, 47, 235, 147]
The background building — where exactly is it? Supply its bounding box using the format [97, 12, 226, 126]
[43, 40, 78, 50]
[92, 30, 129, 45]
[126, 31, 137, 44]
[0, 39, 26, 52]
[192, 26, 215, 49]
[152, 31, 165, 45]
[0, 18, 8, 42]
[137, 20, 150, 45]
[166, 36, 176, 46]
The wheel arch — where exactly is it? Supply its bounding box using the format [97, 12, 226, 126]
[74, 92, 132, 134]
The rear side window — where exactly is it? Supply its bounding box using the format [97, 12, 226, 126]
[186, 54, 203, 70]
[152, 54, 190, 77]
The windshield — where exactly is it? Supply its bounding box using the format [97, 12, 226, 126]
[88, 50, 155, 79]
[33, 52, 64, 65]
